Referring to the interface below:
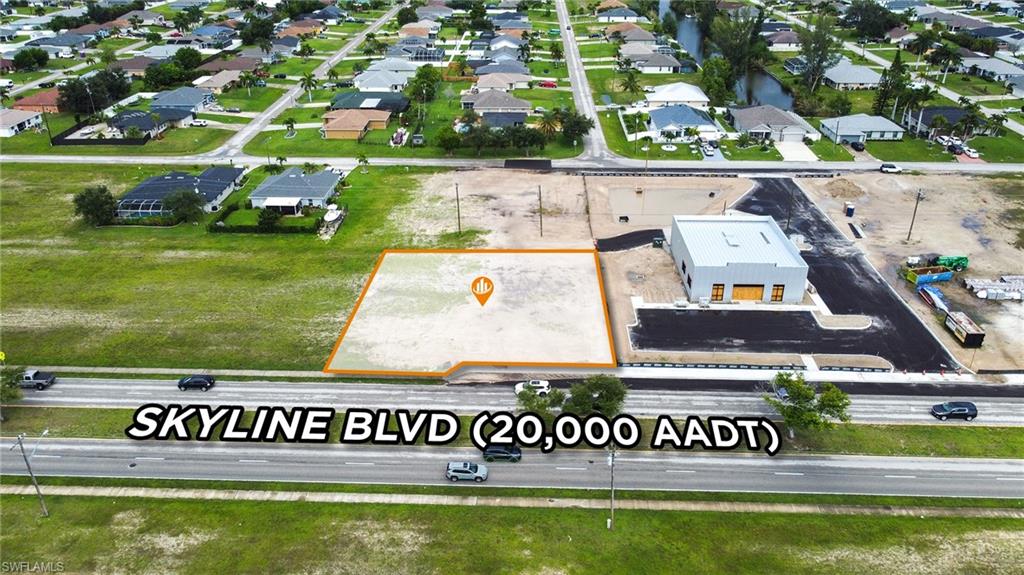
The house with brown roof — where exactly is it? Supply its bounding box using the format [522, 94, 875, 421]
[196, 69, 241, 94]
[604, 22, 640, 37]
[12, 88, 61, 113]
[113, 55, 163, 77]
[595, 0, 628, 13]
[197, 56, 261, 73]
[321, 109, 391, 140]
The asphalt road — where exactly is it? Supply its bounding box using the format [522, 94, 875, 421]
[554, 0, 609, 161]
[18, 378, 1024, 425]
[3, 439, 1022, 498]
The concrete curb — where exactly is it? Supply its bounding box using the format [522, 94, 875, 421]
[2, 486, 1022, 517]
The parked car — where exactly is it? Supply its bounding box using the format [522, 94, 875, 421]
[336, 80, 353, 88]
[482, 444, 522, 462]
[930, 401, 977, 421]
[178, 374, 215, 391]
[273, 73, 287, 79]
[190, 119, 208, 127]
[39, 81, 55, 88]
[255, 79, 266, 87]
[534, 106, 547, 114]
[879, 163, 902, 174]
[935, 135, 951, 146]
[949, 144, 964, 155]
[642, 85, 656, 93]
[537, 80, 557, 88]
[589, 33, 602, 38]
[514, 379, 551, 396]
[701, 144, 715, 156]
[79, 126, 95, 136]
[964, 147, 980, 159]
[445, 461, 488, 482]
[849, 141, 865, 152]
[225, 107, 241, 113]
[950, 136, 963, 146]
[19, 370, 56, 390]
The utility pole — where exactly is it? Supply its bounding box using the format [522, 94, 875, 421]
[607, 444, 616, 530]
[11, 431, 49, 517]
[455, 183, 462, 233]
[907, 189, 925, 242]
[537, 185, 543, 237]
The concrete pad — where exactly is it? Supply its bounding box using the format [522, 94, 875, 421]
[325, 250, 617, 376]
[775, 141, 819, 162]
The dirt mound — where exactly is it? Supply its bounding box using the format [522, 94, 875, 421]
[825, 178, 865, 199]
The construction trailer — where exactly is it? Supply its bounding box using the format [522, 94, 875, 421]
[904, 266, 954, 286]
[943, 311, 985, 348]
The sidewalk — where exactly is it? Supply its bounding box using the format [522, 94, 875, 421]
[2, 485, 1021, 517]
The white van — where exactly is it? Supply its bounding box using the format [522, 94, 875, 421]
[190, 119, 208, 127]
[0, 79, 14, 89]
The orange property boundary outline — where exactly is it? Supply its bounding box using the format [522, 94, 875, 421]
[323, 248, 619, 377]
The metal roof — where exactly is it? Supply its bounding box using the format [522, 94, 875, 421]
[672, 215, 808, 269]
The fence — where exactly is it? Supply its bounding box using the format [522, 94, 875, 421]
[49, 119, 150, 147]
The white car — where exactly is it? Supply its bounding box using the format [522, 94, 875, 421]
[880, 163, 903, 174]
[79, 126, 95, 136]
[950, 136, 963, 146]
[701, 144, 715, 156]
[514, 380, 551, 396]
[190, 119, 208, 127]
[964, 147, 979, 159]
[935, 135, 951, 146]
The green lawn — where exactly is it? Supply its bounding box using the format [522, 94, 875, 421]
[865, 137, 955, 162]
[512, 87, 575, 111]
[528, 60, 570, 79]
[980, 98, 1024, 110]
[807, 137, 855, 161]
[215, 86, 285, 112]
[586, 67, 704, 106]
[95, 37, 139, 51]
[577, 42, 618, 58]
[0, 126, 233, 156]
[302, 36, 347, 53]
[196, 112, 253, 125]
[720, 140, 785, 161]
[3, 495, 1021, 574]
[969, 131, 1024, 163]
[934, 74, 1007, 97]
[0, 69, 49, 85]
[267, 57, 322, 77]
[0, 164, 487, 370]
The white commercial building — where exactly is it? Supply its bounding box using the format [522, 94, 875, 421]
[669, 215, 808, 304]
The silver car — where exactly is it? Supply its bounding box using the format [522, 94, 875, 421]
[445, 461, 488, 483]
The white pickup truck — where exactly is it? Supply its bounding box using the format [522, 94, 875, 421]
[20, 370, 56, 390]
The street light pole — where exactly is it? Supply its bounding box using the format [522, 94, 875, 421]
[907, 189, 925, 242]
[455, 182, 462, 233]
[11, 432, 49, 517]
[537, 185, 543, 237]
[607, 444, 616, 530]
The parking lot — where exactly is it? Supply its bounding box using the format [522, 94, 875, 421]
[629, 178, 958, 372]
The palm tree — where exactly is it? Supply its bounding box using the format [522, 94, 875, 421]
[0, 86, 11, 105]
[258, 38, 273, 59]
[954, 97, 984, 140]
[928, 45, 961, 84]
[299, 73, 317, 103]
[517, 42, 531, 62]
[357, 153, 369, 174]
[302, 162, 320, 174]
[985, 113, 1006, 136]
[327, 68, 338, 83]
[239, 71, 257, 96]
[549, 43, 564, 67]
[284, 117, 296, 134]
[454, 59, 468, 77]
[901, 85, 936, 128]
[99, 47, 117, 65]
[276, 156, 287, 166]
[618, 71, 641, 99]
[128, 15, 142, 31]
[536, 110, 560, 140]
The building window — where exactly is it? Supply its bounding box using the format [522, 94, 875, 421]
[686, 274, 692, 288]
[771, 284, 785, 302]
[711, 284, 724, 301]
[680, 260, 686, 273]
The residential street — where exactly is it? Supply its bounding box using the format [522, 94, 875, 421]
[554, 0, 610, 160]
[4, 439, 1022, 498]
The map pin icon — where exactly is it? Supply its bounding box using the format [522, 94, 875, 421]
[471, 276, 493, 306]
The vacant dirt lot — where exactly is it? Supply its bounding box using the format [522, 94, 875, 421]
[801, 174, 1024, 371]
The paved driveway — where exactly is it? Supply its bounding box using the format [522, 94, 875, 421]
[775, 141, 818, 162]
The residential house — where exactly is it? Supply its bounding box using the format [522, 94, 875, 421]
[116, 167, 244, 218]
[490, 34, 525, 51]
[151, 86, 214, 113]
[69, 24, 112, 39]
[480, 111, 527, 128]
[1008, 75, 1024, 97]
[604, 22, 641, 37]
[885, 26, 916, 45]
[495, 19, 532, 31]
[475, 72, 532, 92]
[759, 21, 793, 35]
[400, 20, 440, 40]
[619, 42, 658, 60]
[111, 56, 163, 77]
[618, 27, 657, 44]
[466, 38, 491, 58]
[823, 59, 882, 89]
[630, 52, 681, 74]
[486, 46, 522, 63]
[320, 108, 391, 140]
[901, 106, 968, 137]
[141, 44, 187, 59]
[727, 105, 820, 141]
[460, 89, 531, 113]
[595, 0, 628, 12]
[173, 25, 236, 49]
[766, 31, 801, 51]
[596, 7, 641, 22]
[959, 56, 1024, 81]
[819, 113, 905, 143]
[416, 5, 453, 20]
[289, 19, 325, 33]
[354, 70, 411, 92]
[644, 82, 710, 109]
[916, 10, 984, 32]
[329, 91, 410, 113]
[311, 5, 347, 25]
[167, 0, 211, 10]
[491, 11, 527, 24]
[880, 0, 926, 14]
[12, 87, 60, 113]
[26, 32, 91, 54]
[366, 58, 420, 74]
[197, 56, 262, 73]
[0, 27, 16, 42]
[386, 43, 446, 62]
[0, 108, 42, 138]
[108, 108, 195, 138]
[475, 61, 530, 75]
[644, 105, 721, 142]
[967, 26, 1024, 51]
[248, 168, 342, 214]
[0, 58, 17, 73]
[196, 69, 241, 94]
[116, 10, 166, 28]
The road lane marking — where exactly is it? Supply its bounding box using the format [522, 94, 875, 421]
[126, 392, 152, 396]
[556, 467, 587, 471]
[884, 475, 916, 479]
[134, 457, 165, 461]
[33, 455, 61, 459]
[344, 462, 375, 466]
[238, 459, 268, 463]
[995, 477, 1024, 481]
[665, 469, 695, 474]
[774, 472, 805, 476]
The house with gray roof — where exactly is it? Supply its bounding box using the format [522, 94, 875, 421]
[475, 61, 530, 76]
[367, 58, 420, 74]
[117, 167, 244, 218]
[27, 32, 91, 50]
[819, 113, 904, 143]
[330, 91, 410, 113]
[727, 105, 820, 142]
[416, 5, 453, 20]
[959, 56, 1024, 81]
[630, 52, 681, 74]
[151, 87, 214, 113]
[618, 27, 657, 44]
[248, 168, 342, 214]
[108, 108, 195, 138]
[481, 111, 527, 128]
[823, 59, 882, 90]
[354, 70, 411, 92]
[644, 105, 722, 143]
[596, 7, 641, 22]
[461, 89, 531, 113]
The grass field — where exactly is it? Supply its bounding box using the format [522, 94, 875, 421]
[968, 131, 1024, 163]
[866, 137, 955, 162]
[935, 73, 1008, 97]
[0, 164, 487, 370]
[266, 57, 322, 78]
[6, 407, 1023, 459]
[719, 140, 785, 161]
[807, 137, 855, 161]
[2, 495, 1021, 574]
[214, 86, 285, 112]
[586, 68, 703, 106]
[0, 127, 233, 155]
